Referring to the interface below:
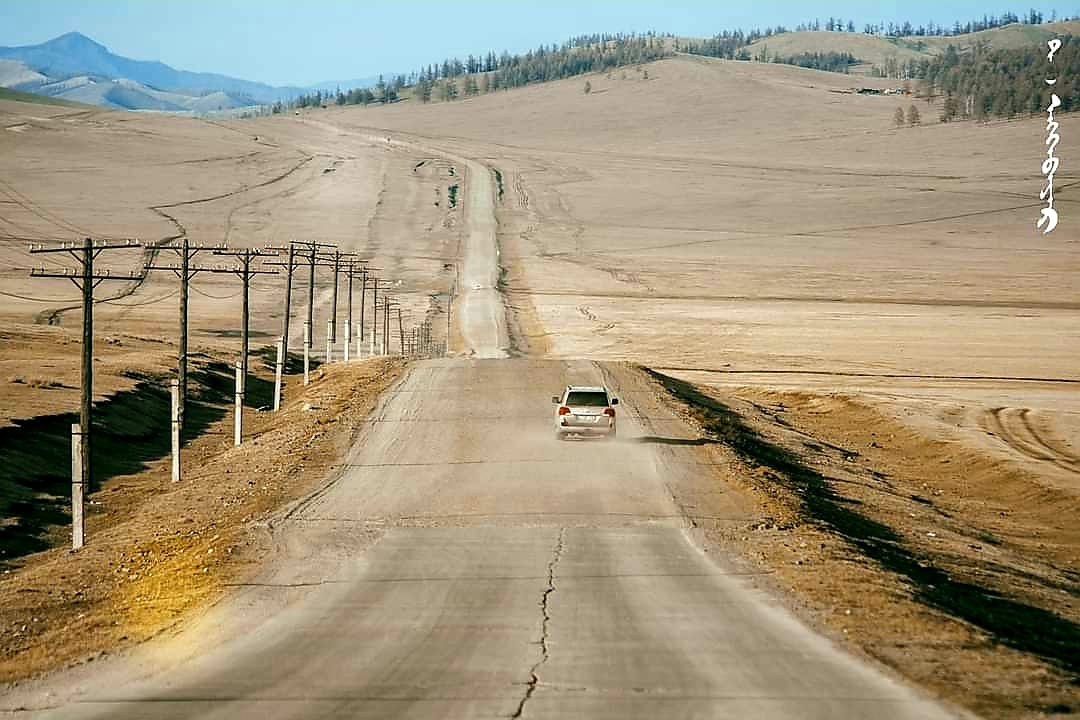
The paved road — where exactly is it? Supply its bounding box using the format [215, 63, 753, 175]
[35, 358, 956, 719]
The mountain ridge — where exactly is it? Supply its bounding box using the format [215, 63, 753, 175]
[0, 32, 308, 109]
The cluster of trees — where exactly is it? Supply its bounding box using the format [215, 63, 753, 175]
[894, 104, 922, 126]
[278, 33, 668, 112]
[412, 34, 668, 102]
[791, 10, 1065, 37]
[683, 11, 1071, 65]
[930, 36, 1079, 120]
[862, 11, 1049, 37]
[679, 29, 779, 59]
[773, 51, 861, 73]
[277, 75, 406, 112]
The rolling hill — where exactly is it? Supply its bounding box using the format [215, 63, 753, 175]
[744, 20, 1080, 70]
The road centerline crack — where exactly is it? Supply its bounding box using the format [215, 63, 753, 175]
[510, 527, 566, 719]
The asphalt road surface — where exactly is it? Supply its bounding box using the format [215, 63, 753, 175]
[34, 359, 957, 719]
[28, 141, 958, 719]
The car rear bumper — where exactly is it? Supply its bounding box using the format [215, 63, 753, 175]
[556, 423, 615, 437]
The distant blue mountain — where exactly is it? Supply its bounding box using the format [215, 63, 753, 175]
[0, 32, 305, 104]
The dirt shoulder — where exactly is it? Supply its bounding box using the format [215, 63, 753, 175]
[631, 366, 1078, 719]
[0, 354, 403, 686]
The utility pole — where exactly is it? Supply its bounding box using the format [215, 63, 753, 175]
[146, 238, 225, 432]
[382, 297, 397, 355]
[263, 243, 300, 380]
[196, 251, 278, 445]
[397, 306, 405, 355]
[306, 244, 316, 370]
[29, 238, 142, 549]
[358, 267, 368, 358]
[345, 263, 376, 360]
[266, 240, 335, 385]
[212, 247, 279, 391]
[344, 260, 354, 361]
[371, 277, 380, 355]
[384, 297, 393, 356]
[315, 249, 357, 359]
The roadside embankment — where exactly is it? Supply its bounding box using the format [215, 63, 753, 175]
[0, 352, 402, 684]
[641, 367, 1078, 719]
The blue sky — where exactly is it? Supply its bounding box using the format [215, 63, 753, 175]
[0, 1, 1073, 86]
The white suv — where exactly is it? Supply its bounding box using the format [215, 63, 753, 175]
[552, 385, 619, 440]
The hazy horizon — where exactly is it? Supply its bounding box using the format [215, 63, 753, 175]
[0, 0, 1074, 86]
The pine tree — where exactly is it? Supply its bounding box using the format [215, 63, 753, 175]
[584, 80, 592, 94]
[894, 107, 907, 127]
[940, 94, 959, 122]
[907, 104, 921, 126]
[415, 77, 432, 103]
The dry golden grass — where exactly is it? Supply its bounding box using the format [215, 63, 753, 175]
[0, 357, 402, 683]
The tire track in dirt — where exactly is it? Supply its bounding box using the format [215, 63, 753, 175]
[33, 151, 316, 325]
[983, 407, 1080, 475]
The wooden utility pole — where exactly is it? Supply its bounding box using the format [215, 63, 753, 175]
[268, 241, 336, 383]
[344, 263, 376, 360]
[382, 297, 397, 355]
[146, 238, 225, 432]
[263, 243, 300, 377]
[29, 238, 142, 548]
[212, 248, 279, 390]
[305, 243, 317, 381]
[315, 249, 358, 353]
[371, 277, 380, 354]
[344, 261, 354, 361]
[397, 306, 405, 355]
[195, 257, 278, 444]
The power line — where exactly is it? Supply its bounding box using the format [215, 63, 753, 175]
[99, 289, 178, 307]
[0, 289, 82, 303]
[189, 284, 242, 300]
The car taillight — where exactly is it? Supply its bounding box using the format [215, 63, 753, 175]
[603, 407, 616, 417]
[558, 406, 571, 415]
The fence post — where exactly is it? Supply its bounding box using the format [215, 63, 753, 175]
[170, 379, 181, 482]
[343, 322, 351, 362]
[303, 320, 311, 386]
[71, 423, 84, 550]
[234, 360, 243, 447]
[273, 335, 284, 411]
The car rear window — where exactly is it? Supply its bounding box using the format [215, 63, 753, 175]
[565, 391, 609, 407]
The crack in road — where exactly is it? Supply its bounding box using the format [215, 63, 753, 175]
[510, 527, 566, 719]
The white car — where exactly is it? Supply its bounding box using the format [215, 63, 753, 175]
[552, 385, 618, 440]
